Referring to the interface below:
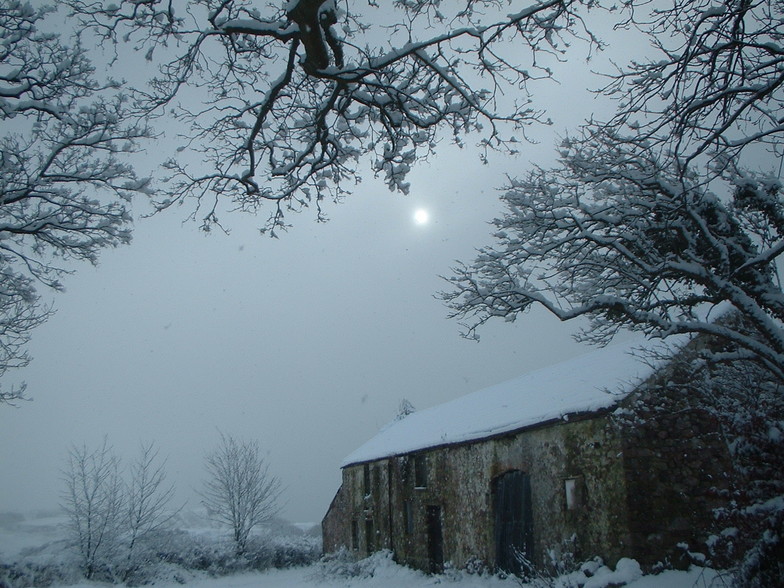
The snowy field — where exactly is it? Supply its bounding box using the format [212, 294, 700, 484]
[53, 561, 723, 588]
[0, 511, 726, 588]
[50, 560, 725, 588]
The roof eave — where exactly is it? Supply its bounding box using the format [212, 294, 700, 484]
[340, 403, 619, 469]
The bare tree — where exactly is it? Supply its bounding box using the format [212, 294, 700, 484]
[0, 2, 152, 403]
[443, 0, 784, 379]
[123, 442, 178, 581]
[61, 440, 124, 579]
[43, 0, 784, 361]
[443, 134, 784, 379]
[603, 0, 784, 176]
[442, 2, 783, 582]
[200, 433, 281, 555]
[49, 0, 778, 230]
[61, 439, 180, 582]
[62, 0, 603, 233]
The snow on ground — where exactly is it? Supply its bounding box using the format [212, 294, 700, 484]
[53, 555, 723, 588]
[0, 511, 727, 588]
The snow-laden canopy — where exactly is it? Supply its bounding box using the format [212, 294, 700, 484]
[342, 338, 675, 467]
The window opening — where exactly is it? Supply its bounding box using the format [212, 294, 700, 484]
[564, 477, 583, 510]
[414, 454, 427, 488]
[363, 464, 371, 496]
[400, 455, 410, 485]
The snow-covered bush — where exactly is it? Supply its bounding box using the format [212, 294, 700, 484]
[530, 557, 642, 588]
[689, 354, 784, 585]
[144, 527, 320, 578]
[0, 561, 80, 588]
[269, 534, 321, 569]
[152, 532, 268, 575]
[727, 503, 784, 588]
[311, 548, 397, 581]
[1, 520, 321, 587]
[463, 556, 492, 576]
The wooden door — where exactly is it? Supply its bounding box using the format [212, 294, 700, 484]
[426, 505, 444, 573]
[493, 470, 534, 575]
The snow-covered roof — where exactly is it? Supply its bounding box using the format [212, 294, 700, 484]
[342, 338, 671, 467]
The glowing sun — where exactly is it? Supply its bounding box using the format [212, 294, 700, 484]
[413, 208, 430, 225]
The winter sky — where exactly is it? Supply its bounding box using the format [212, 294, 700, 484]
[0, 5, 647, 523]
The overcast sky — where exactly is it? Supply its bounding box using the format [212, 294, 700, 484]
[0, 7, 642, 524]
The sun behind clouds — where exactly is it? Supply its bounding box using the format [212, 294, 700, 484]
[413, 208, 430, 225]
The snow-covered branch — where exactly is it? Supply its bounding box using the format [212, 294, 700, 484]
[0, 2, 152, 402]
[63, 0, 594, 233]
[603, 0, 784, 172]
[443, 129, 784, 381]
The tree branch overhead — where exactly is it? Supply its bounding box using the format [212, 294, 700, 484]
[63, 0, 580, 233]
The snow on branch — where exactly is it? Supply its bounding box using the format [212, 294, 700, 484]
[443, 128, 784, 381]
[602, 0, 784, 171]
[0, 1, 152, 402]
[62, 0, 593, 234]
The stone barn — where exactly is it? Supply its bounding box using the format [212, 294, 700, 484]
[321, 337, 733, 575]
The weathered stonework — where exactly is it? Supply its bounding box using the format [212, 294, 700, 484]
[616, 375, 733, 567]
[322, 342, 735, 575]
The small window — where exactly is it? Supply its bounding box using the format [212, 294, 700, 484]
[401, 455, 411, 484]
[351, 519, 359, 550]
[414, 454, 428, 488]
[404, 500, 414, 534]
[363, 464, 371, 496]
[564, 477, 583, 510]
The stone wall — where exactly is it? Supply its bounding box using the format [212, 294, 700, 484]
[323, 414, 636, 573]
[321, 484, 350, 555]
[321, 339, 736, 574]
[618, 375, 733, 568]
